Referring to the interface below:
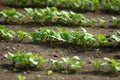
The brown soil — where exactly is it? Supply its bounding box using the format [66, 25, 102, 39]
[0, 2, 120, 80]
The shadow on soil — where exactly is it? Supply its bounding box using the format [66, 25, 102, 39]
[0, 64, 40, 73]
[30, 41, 120, 52]
[81, 71, 120, 77]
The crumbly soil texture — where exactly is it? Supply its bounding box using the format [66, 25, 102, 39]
[0, 2, 120, 80]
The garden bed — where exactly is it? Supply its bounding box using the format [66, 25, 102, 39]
[0, 1, 120, 80]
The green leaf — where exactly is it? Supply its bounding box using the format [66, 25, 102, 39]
[73, 56, 80, 60]
[93, 60, 102, 71]
[112, 31, 120, 44]
[47, 70, 53, 75]
[18, 75, 26, 80]
[24, 8, 33, 14]
[29, 58, 38, 65]
[96, 34, 108, 45]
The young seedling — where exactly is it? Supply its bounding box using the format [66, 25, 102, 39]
[70, 31, 80, 44]
[93, 60, 103, 71]
[47, 70, 53, 75]
[15, 30, 28, 42]
[51, 59, 63, 72]
[4, 51, 38, 67]
[112, 17, 120, 27]
[88, 18, 96, 27]
[88, 0, 100, 11]
[61, 56, 85, 70]
[57, 27, 70, 42]
[18, 75, 26, 80]
[96, 34, 109, 46]
[51, 56, 85, 73]
[104, 57, 120, 73]
[80, 28, 96, 46]
[0, 9, 24, 22]
[0, 25, 16, 40]
[112, 31, 120, 45]
[36, 56, 48, 69]
[98, 19, 105, 27]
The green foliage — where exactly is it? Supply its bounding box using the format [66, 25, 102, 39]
[4, 52, 120, 73]
[103, 57, 120, 72]
[25, 7, 86, 25]
[103, 0, 120, 11]
[29, 27, 109, 47]
[47, 70, 53, 75]
[96, 34, 109, 46]
[80, 28, 96, 46]
[93, 0, 100, 10]
[112, 17, 120, 27]
[36, 56, 48, 68]
[70, 31, 80, 44]
[0, 25, 119, 47]
[29, 27, 97, 46]
[0, 7, 119, 27]
[57, 27, 70, 42]
[51, 59, 63, 72]
[88, 18, 96, 27]
[4, 51, 47, 68]
[51, 56, 85, 72]
[93, 60, 103, 71]
[18, 75, 26, 80]
[98, 19, 105, 27]
[0, 9, 24, 22]
[5, 0, 120, 11]
[0, 25, 16, 40]
[4, 51, 38, 67]
[29, 28, 63, 43]
[15, 30, 28, 42]
[112, 31, 120, 45]
[62, 56, 85, 70]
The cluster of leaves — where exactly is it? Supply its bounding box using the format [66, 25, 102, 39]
[29, 27, 109, 46]
[51, 56, 85, 73]
[25, 7, 87, 25]
[0, 7, 87, 26]
[18, 75, 26, 80]
[0, 25, 15, 40]
[0, 7, 119, 27]
[4, 52, 85, 73]
[14, 30, 28, 42]
[112, 31, 120, 45]
[4, 51, 48, 69]
[5, 0, 120, 11]
[112, 17, 120, 27]
[2, 25, 120, 46]
[93, 57, 120, 73]
[4, 52, 120, 73]
[0, 9, 24, 22]
[0, 25, 27, 42]
[102, 0, 120, 11]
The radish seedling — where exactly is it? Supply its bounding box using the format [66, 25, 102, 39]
[0, 9, 24, 22]
[112, 17, 120, 27]
[112, 31, 120, 45]
[0, 25, 16, 40]
[4, 51, 38, 67]
[98, 19, 105, 27]
[93, 60, 103, 71]
[18, 75, 26, 80]
[104, 57, 120, 73]
[51, 56, 85, 73]
[37, 56, 48, 69]
[88, 18, 96, 27]
[96, 34, 109, 46]
[15, 30, 28, 42]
